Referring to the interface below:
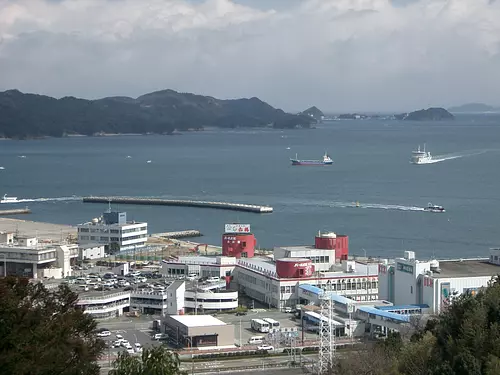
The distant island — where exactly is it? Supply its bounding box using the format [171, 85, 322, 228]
[448, 103, 499, 113]
[0, 89, 316, 139]
[394, 107, 454, 121]
[300, 106, 324, 122]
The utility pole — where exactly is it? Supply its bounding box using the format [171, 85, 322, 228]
[194, 279, 198, 315]
[239, 318, 242, 347]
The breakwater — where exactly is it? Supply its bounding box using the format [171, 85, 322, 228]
[82, 197, 273, 214]
[152, 230, 202, 239]
[0, 208, 31, 216]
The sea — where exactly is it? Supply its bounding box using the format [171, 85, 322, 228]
[1, 114, 500, 261]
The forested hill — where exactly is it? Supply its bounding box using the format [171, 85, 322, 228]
[0, 89, 315, 139]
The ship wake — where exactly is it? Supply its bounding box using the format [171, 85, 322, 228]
[5, 196, 82, 204]
[330, 201, 425, 212]
[417, 150, 489, 164]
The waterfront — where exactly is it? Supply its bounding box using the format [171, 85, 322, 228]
[1, 116, 500, 259]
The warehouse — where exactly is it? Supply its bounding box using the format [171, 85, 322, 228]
[378, 249, 500, 314]
[163, 315, 235, 349]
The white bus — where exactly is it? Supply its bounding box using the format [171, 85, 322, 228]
[263, 318, 280, 329]
[251, 319, 270, 333]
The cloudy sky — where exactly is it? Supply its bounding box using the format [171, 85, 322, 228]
[1, 0, 500, 112]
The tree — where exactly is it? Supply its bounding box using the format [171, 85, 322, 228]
[109, 345, 187, 375]
[0, 277, 105, 375]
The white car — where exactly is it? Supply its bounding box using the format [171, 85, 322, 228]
[126, 348, 135, 355]
[121, 341, 131, 348]
[115, 334, 123, 340]
[97, 330, 111, 337]
[134, 343, 143, 353]
[257, 345, 274, 351]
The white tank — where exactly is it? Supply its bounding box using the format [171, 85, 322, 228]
[92, 218, 98, 224]
[320, 232, 337, 238]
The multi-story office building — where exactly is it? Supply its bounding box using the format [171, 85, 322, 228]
[77, 210, 147, 253]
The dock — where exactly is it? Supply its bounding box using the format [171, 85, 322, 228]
[82, 197, 273, 214]
[151, 230, 202, 239]
[0, 208, 31, 216]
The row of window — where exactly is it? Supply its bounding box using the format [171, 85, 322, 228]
[0, 251, 56, 261]
[185, 298, 237, 303]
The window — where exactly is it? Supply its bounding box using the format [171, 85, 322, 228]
[241, 252, 247, 258]
[410, 286, 413, 294]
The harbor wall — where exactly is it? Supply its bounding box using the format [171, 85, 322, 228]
[82, 197, 273, 214]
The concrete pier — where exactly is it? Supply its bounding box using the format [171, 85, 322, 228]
[83, 197, 273, 214]
[151, 230, 202, 239]
[0, 208, 31, 216]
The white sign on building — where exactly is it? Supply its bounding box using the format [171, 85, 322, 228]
[224, 224, 251, 234]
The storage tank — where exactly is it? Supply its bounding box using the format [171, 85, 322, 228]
[276, 258, 314, 278]
[222, 233, 256, 259]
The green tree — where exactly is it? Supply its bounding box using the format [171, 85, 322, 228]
[0, 277, 105, 375]
[109, 345, 187, 375]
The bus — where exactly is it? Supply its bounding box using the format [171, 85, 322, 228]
[251, 319, 270, 333]
[262, 318, 280, 329]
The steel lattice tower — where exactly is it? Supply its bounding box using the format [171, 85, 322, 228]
[318, 296, 335, 374]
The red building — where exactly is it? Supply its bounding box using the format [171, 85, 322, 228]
[314, 231, 349, 262]
[222, 233, 256, 259]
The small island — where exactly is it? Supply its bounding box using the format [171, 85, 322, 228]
[300, 106, 324, 122]
[448, 103, 499, 113]
[394, 107, 454, 121]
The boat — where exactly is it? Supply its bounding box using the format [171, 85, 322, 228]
[1, 194, 19, 204]
[355, 201, 360, 208]
[424, 203, 445, 213]
[291, 152, 333, 166]
[411, 144, 432, 164]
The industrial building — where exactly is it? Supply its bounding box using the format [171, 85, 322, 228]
[77, 210, 147, 252]
[0, 235, 76, 279]
[163, 315, 235, 349]
[378, 249, 500, 314]
[78, 243, 105, 261]
[234, 231, 379, 309]
[161, 229, 379, 310]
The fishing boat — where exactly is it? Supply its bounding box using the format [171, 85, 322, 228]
[411, 144, 432, 164]
[291, 152, 333, 166]
[1, 194, 19, 204]
[424, 203, 445, 213]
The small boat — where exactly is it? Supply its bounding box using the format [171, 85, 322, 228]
[355, 201, 360, 208]
[411, 144, 432, 164]
[424, 203, 445, 213]
[0, 166, 4, 170]
[291, 152, 333, 166]
[1, 194, 19, 204]
[146, 160, 152, 164]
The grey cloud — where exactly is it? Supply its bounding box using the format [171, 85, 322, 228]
[1, 0, 500, 112]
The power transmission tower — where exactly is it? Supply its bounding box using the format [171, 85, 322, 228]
[318, 296, 335, 374]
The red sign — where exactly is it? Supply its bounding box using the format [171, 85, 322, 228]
[424, 277, 434, 287]
[379, 264, 387, 274]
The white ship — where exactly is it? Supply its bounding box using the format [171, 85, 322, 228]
[1, 194, 19, 204]
[424, 203, 445, 213]
[411, 144, 432, 164]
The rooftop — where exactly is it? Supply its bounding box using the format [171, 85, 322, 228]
[435, 259, 498, 278]
[238, 257, 378, 279]
[171, 314, 227, 328]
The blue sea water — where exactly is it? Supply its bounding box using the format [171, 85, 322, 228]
[1, 115, 500, 260]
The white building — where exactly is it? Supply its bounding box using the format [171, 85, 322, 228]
[235, 257, 379, 309]
[378, 250, 500, 314]
[78, 244, 105, 261]
[0, 236, 76, 279]
[75, 280, 237, 319]
[273, 245, 336, 272]
[161, 256, 236, 279]
[77, 211, 147, 252]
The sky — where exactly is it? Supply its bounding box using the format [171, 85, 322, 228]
[1, 0, 500, 112]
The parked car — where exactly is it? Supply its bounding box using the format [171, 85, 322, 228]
[257, 345, 274, 351]
[97, 330, 111, 337]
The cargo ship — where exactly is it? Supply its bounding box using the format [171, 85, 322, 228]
[291, 152, 333, 166]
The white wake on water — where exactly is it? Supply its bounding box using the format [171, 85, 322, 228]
[4, 196, 82, 204]
[415, 150, 489, 164]
[330, 201, 425, 212]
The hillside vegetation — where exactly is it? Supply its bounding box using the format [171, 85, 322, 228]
[0, 89, 315, 139]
